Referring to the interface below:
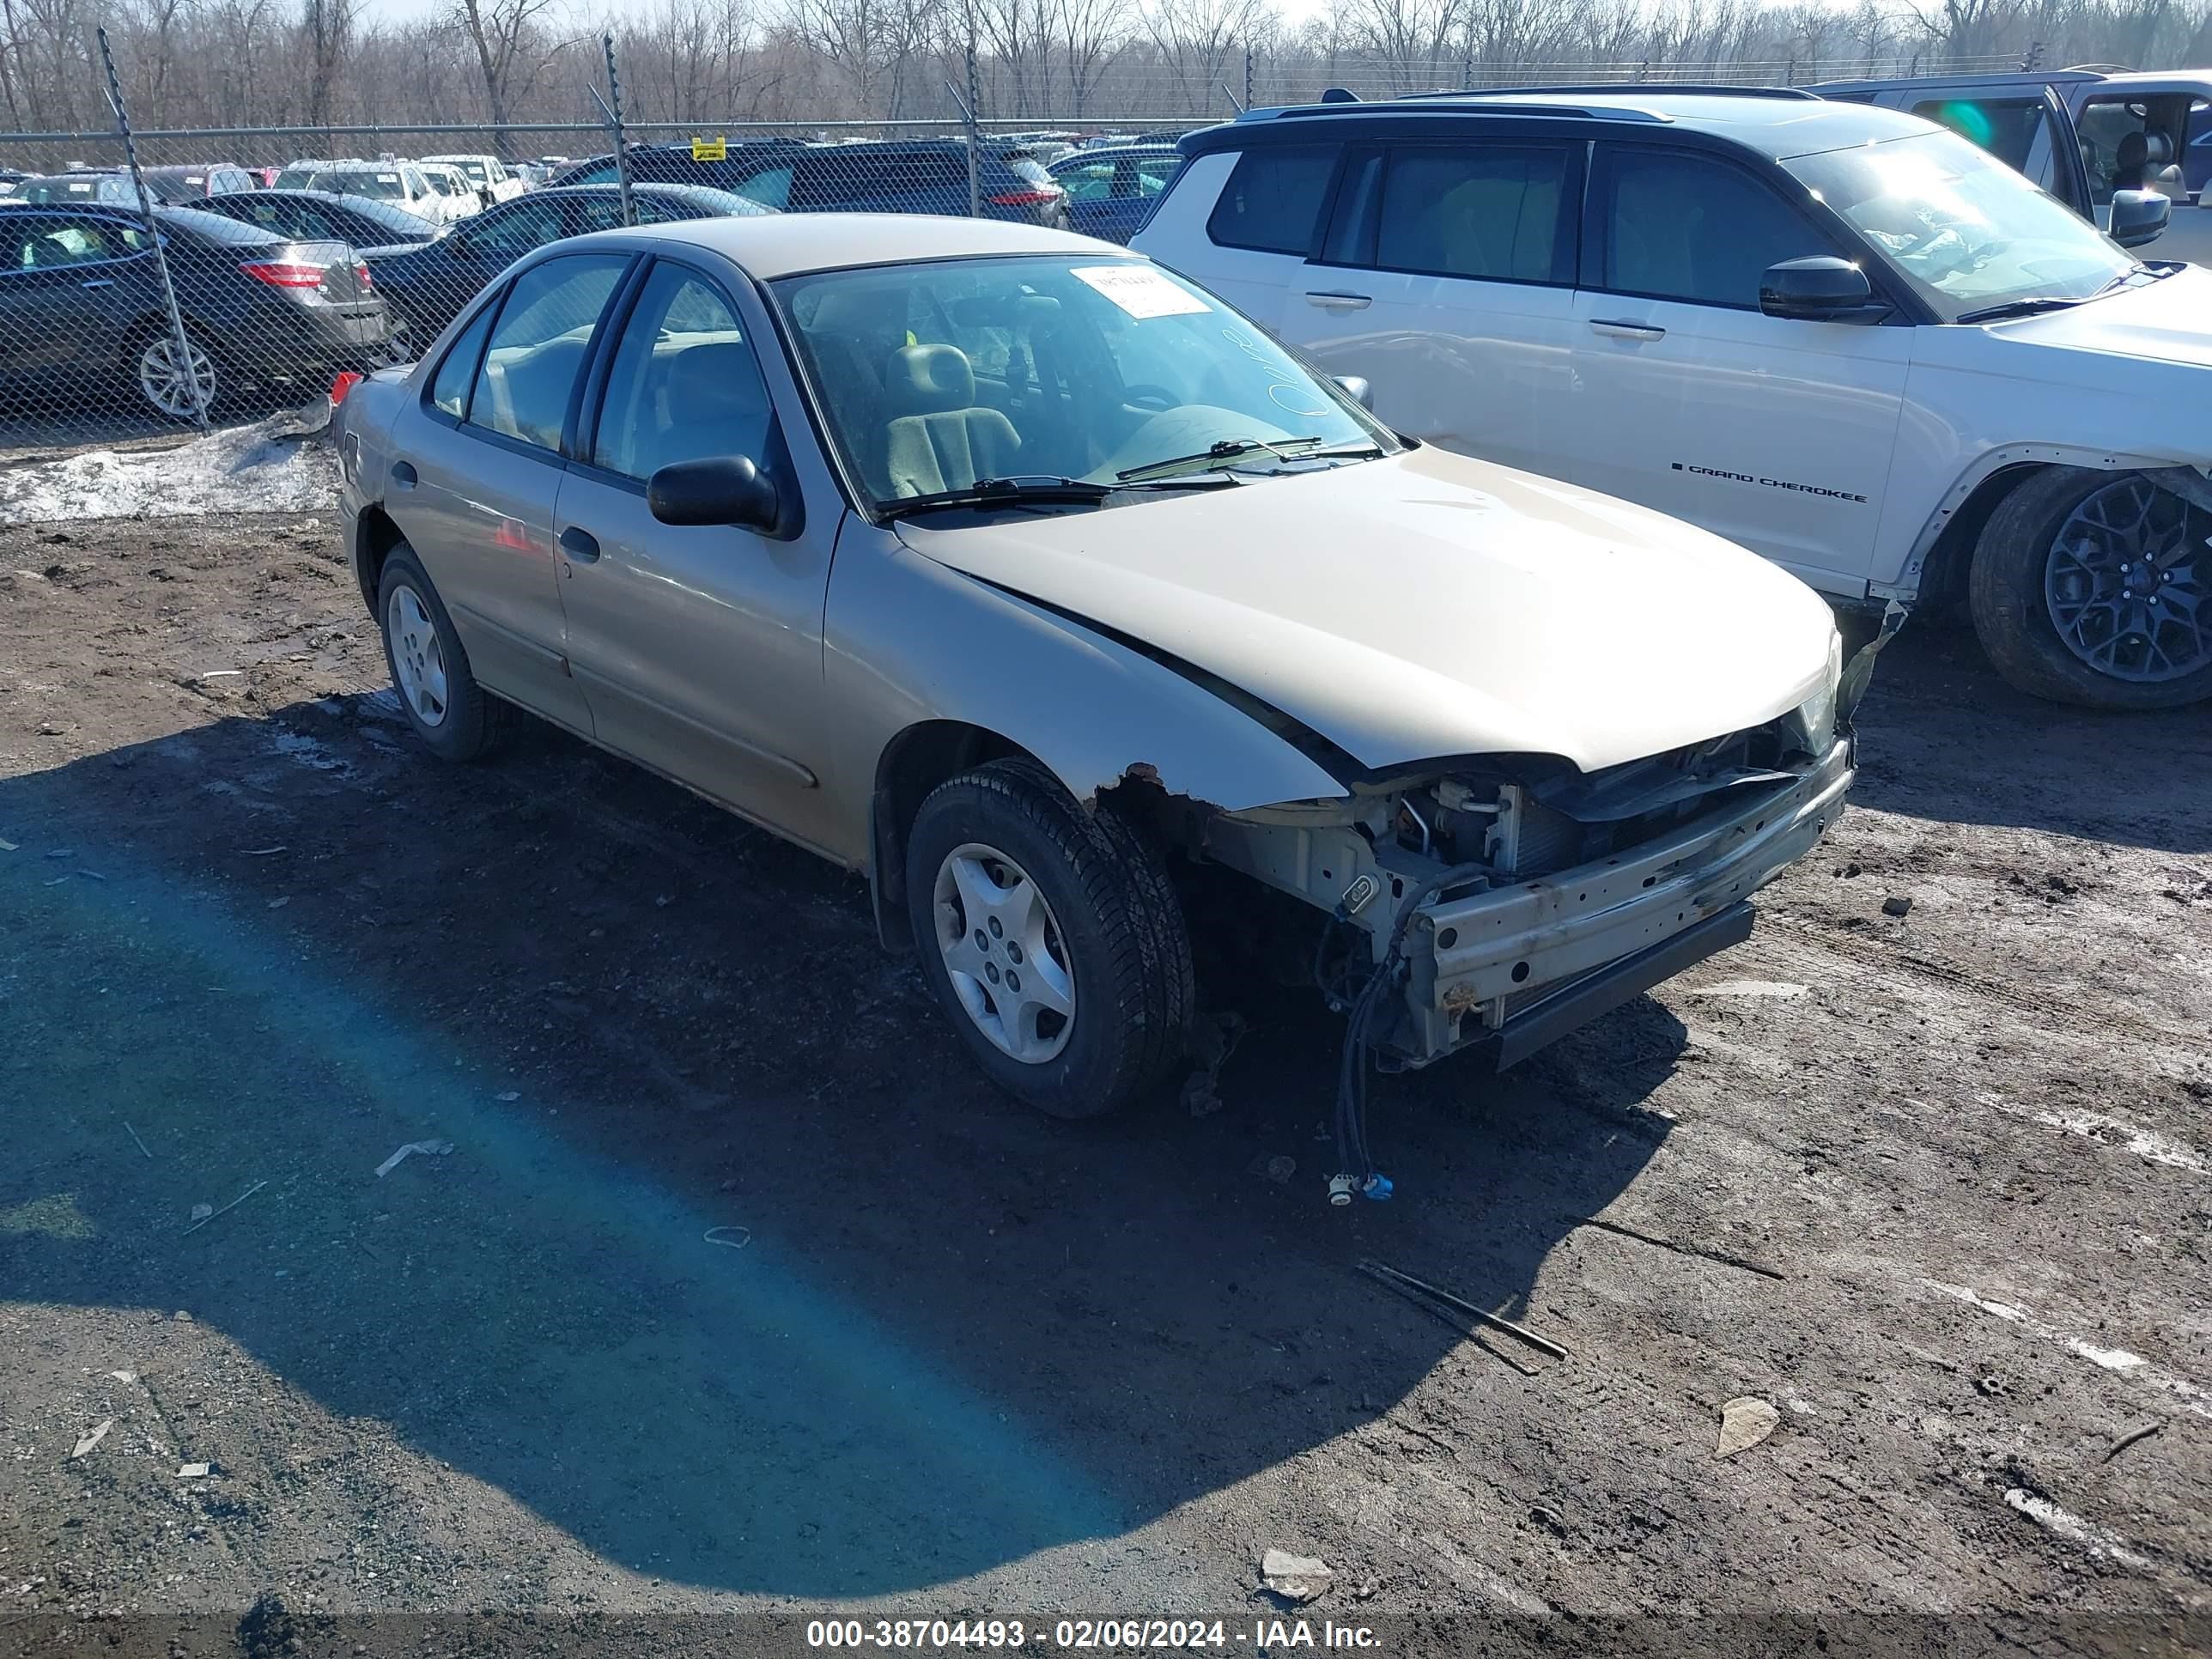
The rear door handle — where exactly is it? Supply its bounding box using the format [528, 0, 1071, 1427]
[1304, 290, 1372, 310]
[559, 526, 601, 563]
[80, 278, 113, 289]
[390, 459, 417, 489]
[1590, 318, 1666, 341]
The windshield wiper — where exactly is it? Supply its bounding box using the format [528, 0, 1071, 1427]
[1117, 435, 1330, 483]
[1954, 295, 2086, 325]
[876, 474, 1224, 521]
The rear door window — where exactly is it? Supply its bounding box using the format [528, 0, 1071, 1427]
[1370, 143, 1573, 283]
[430, 303, 498, 418]
[465, 253, 629, 453]
[1206, 144, 1340, 255]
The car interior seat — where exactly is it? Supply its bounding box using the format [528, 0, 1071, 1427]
[2114, 130, 2150, 191]
[1609, 177, 1698, 298]
[482, 337, 590, 450]
[645, 341, 773, 472]
[882, 343, 1020, 498]
[1403, 168, 1559, 280]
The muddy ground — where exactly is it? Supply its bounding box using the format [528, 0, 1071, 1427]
[2, 509, 2209, 1657]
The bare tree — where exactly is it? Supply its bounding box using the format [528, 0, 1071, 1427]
[301, 0, 354, 129]
[453, 0, 557, 134]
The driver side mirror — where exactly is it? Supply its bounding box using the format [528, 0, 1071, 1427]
[1333, 374, 1374, 410]
[1759, 256, 1889, 323]
[2109, 188, 2170, 249]
[648, 454, 780, 532]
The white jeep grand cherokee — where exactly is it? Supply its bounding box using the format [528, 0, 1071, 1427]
[1133, 86, 2212, 709]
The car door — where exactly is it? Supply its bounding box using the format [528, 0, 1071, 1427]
[0, 212, 119, 375]
[381, 252, 632, 733]
[1908, 89, 2094, 219]
[551, 256, 842, 850]
[2075, 88, 2212, 262]
[1565, 143, 1911, 596]
[1272, 137, 1583, 482]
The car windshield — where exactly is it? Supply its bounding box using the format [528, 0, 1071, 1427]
[773, 254, 1390, 511]
[1784, 130, 2138, 320]
[304, 170, 406, 201]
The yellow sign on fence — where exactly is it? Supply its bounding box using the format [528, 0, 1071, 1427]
[690, 136, 727, 161]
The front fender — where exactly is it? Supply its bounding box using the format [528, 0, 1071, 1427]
[824, 520, 1349, 853]
[1883, 443, 2212, 599]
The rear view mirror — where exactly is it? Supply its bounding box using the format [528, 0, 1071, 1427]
[1334, 374, 1374, 410]
[1759, 256, 1887, 323]
[648, 455, 779, 532]
[2109, 188, 2170, 249]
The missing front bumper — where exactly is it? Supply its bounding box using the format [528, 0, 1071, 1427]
[1389, 737, 1853, 1066]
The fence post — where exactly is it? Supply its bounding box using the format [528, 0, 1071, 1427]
[1243, 46, 1255, 109]
[600, 32, 635, 228]
[2021, 40, 2045, 70]
[945, 78, 982, 218]
[96, 26, 209, 430]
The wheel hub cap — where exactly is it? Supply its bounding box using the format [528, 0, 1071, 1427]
[386, 585, 451, 727]
[2045, 477, 2210, 684]
[933, 842, 1075, 1064]
[138, 337, 213, 418]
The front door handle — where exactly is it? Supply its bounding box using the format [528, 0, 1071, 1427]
[559, 526, 601, 563]
[1590, 318, 1666, 341]
[390, 459, 417, 489]
[1304, 290, 1373, 310]
[80, 277, 113, 289]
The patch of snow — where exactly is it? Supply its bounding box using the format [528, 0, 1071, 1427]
[1922, 1278, 2211, 1419]
[2067, 1340, 2148, 1373]
[0, 410, 337, 526]
[1687, 979, 1808, 1000]
[269, 729, 348, 773]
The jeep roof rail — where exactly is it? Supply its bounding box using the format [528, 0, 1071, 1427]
[1242, 98, 1672, 125]
[1415, 81, 1820, 101]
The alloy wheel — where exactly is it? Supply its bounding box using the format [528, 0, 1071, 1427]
[137, 334, 216, 420]
[2044, 477, 2210, 684]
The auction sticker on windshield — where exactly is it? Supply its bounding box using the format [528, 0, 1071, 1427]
[1072, 264, 1209, 319]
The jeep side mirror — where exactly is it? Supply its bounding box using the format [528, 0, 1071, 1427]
[1333, 374, 1373, 410]
[648, 454, 780, 532]
[1759, 256, 1887, 323]
[2109, 188, 2170, 249]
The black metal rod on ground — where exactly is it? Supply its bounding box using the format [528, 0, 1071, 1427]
[1358, 1258, 1570, 1359]
[97, 26, 209, 432]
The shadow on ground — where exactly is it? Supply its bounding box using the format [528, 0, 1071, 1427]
[1843, 618, 2212, 854]
[1, 694, 1681, 1598]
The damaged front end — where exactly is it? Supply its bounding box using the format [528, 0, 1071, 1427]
[1201, 701, 1854, 1071]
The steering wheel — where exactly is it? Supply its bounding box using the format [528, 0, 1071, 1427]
[1122, 383, 1179, 412]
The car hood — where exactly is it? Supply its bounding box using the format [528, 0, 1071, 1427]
[1948, 264, 2212, 374]
[893, 447, 1838, 777]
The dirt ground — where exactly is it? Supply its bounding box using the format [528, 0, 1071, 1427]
[2, 507, 2209, 1658]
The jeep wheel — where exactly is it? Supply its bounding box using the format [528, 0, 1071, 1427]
[905, 758, 1194, 1119]
[1971, 466, 2212, 710]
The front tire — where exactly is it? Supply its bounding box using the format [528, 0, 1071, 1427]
[375, 544, 510, 761]
[1971, 466, 2212, 710]
[905, 758, 1194, 1119]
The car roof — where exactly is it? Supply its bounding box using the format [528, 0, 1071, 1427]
[2069, 69, 2212, 93]
[1810, 69, 2110, 93]
[1202, 88, 1939, 160]
[601, 212, 1124, 278]
[1052, 144, 1179, 161]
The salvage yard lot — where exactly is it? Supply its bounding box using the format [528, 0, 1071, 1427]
[3, 508, 2209, 1652]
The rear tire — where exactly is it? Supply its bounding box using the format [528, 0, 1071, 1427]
[1970, 465, 2212, 710]
[375, 544, 511, 761]
[131, 323, 220, 422]
[905, 758, 1194, 1119]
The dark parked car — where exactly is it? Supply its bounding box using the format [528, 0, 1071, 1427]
[363, 182, 771, 355]
[197, 187, 441, 251]
[1046, 144, 1182, 241]
[544, 138, 808, 191]
[139, 163, 259, 202]
[15, 172, 138, 206]
[0, 202, 387, 420]
[553, 139, 1071, 227]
